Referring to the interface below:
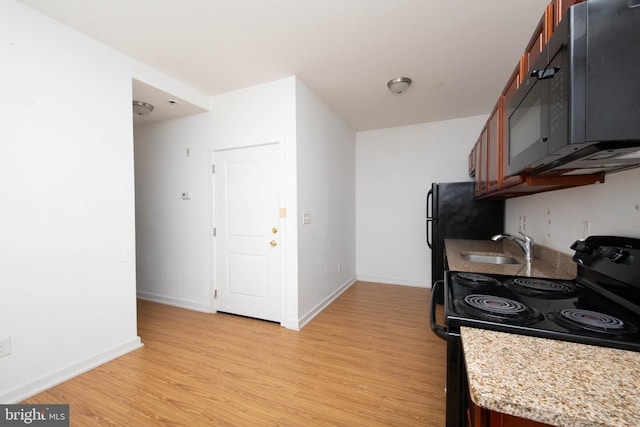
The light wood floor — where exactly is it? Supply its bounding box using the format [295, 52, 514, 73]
[24, 281, 447, 426]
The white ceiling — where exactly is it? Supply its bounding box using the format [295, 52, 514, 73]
[19, 0, 551, 131]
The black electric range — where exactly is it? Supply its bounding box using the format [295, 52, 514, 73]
[430, 235, 640, 427]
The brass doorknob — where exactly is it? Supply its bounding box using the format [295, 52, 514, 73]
[272, 227, 278, 234]
[270, 240, 278, 247]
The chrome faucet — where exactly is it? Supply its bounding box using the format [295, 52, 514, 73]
[491, 231, 534, 261]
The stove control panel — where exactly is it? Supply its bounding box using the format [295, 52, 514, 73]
[571, 236, 639, 289]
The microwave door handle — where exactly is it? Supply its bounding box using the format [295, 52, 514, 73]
[531, 66, 561, 80]
[426, 189, 434, 249]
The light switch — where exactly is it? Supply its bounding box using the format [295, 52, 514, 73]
[303, 213, 311, 224]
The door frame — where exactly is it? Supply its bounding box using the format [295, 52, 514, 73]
[209, 142, 288, 325]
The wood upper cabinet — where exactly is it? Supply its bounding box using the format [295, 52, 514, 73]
[470, 0, 603, 200]
[475, 138, 483, 196]
[473, 105, 499, 195]
[476, 127, 488, 196]
[522, 14, 545, 76]
[486, 103, 500, 193]
[499, 64, 524, 190]
[523, 1, 584, 75]
[469, 144, 477, 178]
[471, 64, 523, 195]
[552, 0, 584, 27]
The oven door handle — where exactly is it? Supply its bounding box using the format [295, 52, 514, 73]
[429, 280, 448, 340]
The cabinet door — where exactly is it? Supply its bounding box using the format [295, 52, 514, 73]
[522, 4, 553, 75]
[477, 127, 488, 196]
[500, 64, 524, 189]
[469, 144, 477, 177]
[474, 135, 483, 196]
[522, 19, 544, 75]
[487, 103, 500, 192]
[474, 139, 480, 196]
[489, 411, 552, 427]
[468, 397, 488, 427]
[553, 0, 584, 27]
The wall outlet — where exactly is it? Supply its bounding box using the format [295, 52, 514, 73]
[0, 336, 12, 358]
[519, 215, 527, 230]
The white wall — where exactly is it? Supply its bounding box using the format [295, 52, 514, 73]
[355, 114, 640, 288]
[134, 113, 214, 311]
[355, 115, 488, 287]
[0, 1, 141, 402]
[133, 78, 300, 326]
[134, 77, 359, 329]
[295, 79, 357, 326]
[210, 77, 299, 328]
[505, 167, 640, 253]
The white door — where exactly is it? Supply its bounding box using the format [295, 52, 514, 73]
[213, 144, 281, 322]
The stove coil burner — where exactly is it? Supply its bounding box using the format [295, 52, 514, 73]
[504, 278, 577, 298]
[464, 294, 527, 315]
[549, 309, 637, 335]
[456, 294, 542, 325]
[453, 273, 500, 289]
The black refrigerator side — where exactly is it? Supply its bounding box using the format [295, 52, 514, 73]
[427, 182, 505, 302]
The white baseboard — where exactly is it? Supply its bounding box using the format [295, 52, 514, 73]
[137, 291, 212, 313]
[2, 338, 143, 404]
[280, 319, 300, 331]
[356, 275, 429, 288]
[297, 276, 357, 330]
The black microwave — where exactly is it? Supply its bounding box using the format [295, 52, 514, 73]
[507, 0, 640, 177]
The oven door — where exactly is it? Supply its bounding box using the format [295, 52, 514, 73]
[507, 56, 552, 176]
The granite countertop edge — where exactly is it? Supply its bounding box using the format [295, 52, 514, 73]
[461, 327, 640, 427]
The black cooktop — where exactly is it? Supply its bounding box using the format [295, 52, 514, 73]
[445, 271, 640, 352]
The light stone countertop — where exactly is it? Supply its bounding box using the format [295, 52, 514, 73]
[461, 327, 640, 427]
[445, 239, 576, 279]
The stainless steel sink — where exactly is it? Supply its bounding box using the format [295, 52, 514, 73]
[461, 254, 519, 264]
